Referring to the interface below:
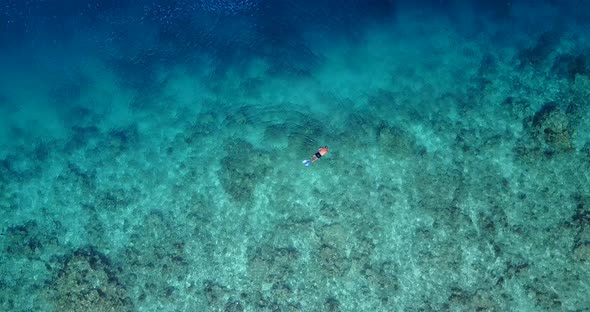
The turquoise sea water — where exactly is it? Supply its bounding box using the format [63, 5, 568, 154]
[1, 1, 590, 311]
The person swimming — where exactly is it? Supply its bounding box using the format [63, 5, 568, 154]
[302, 146, 329, 167]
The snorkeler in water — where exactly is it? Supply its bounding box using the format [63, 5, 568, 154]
[302, 146, 329, 167]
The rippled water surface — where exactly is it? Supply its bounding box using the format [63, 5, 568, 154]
[1, 1, 590, 311]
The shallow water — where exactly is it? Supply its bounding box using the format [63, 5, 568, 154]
[1, 1, 590, 311]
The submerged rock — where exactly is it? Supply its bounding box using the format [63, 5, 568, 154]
[4, 220, 60, 259]
[377, 124, 425, 157]
[574, 243, 590, 262]
[551, 53, 590, 81]
[218, 139, 271, 202]
[47, 247, 132, 312]
[530, 102, 574, 152]
[581, 142, 590, 162]
[517, 31, 561, 68]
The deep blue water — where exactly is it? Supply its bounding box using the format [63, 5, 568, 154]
[1, 1, 590, 311]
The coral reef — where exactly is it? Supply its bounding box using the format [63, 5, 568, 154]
[408, 159, 464, 223]
[445, 288, 499, 311]
[516, 102, 576, 159]
[202, 280, 229, 306]
[0, 164, 16, 211]
[317, 244, 350, 276]
[530, 102, 575, 152]
[66, 125, 101, 152]
[104, 125, 141, 155]
[315, 223, 352, 277]
[286, 116, 325, 155]
[183, 110, 222, 145]
[366, 89, 397, 112]
[573, 194, 590, 262]
[551, 53, 590, 81]
[4, 223, 40, 257]
[340, 112, 379, 149]
[263, 123, 289, 145]
[582, 142, 590, 162]
[46, 246, 132, 312]
[65, 115, 141, 156]
[525, 281, 562, 310]
[499, 96, 532, 121]
[574, 242, 590, 262]
[377, 124, 425, 157]
[241, 238, 317, 311]
[219, 139, 272, 202]
[324, 297, 341, 312]
[0, 147, 44, 182]
[121, 210, 191, 304]
[4, 220, 61, 260]
[94, 187, 140, 212]
[247, 244, 300, 284]
[359, 261, 399, 305]
[517, 31, 561, 68]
